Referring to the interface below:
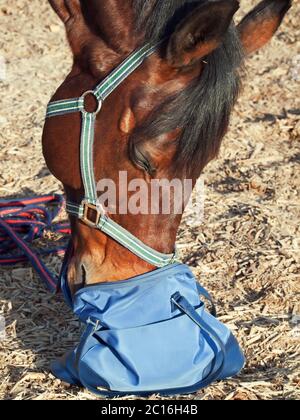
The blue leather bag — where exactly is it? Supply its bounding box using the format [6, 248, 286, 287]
[52, 263, 245, 397]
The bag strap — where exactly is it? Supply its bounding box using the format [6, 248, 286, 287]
[171, 292, 225, 383]
[75, 318, 101, 368]
[196, 283, 217, 317]
[75, 318, 113, 395]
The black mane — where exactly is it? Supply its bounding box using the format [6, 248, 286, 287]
[134, 0, 202, 41]
[131, 0, 244, 176]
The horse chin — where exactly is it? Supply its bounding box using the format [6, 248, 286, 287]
[66, 251, 106, 294]
[66, 244, 157, 295]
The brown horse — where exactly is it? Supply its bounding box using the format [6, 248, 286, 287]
[43, 0, 291, 293]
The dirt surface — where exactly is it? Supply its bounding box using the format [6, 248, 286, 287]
[0, 0, 299, 400]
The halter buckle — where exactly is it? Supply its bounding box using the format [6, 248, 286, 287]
[81, 201, 103, 228]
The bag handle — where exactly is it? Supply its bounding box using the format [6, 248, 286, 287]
[171, 292, 225, 383]
[196, 283, 217, 317]
[74, 318, 113, 395]
[75, 318, 101, 369]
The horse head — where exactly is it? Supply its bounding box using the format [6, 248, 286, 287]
[43, 0, 291, 293]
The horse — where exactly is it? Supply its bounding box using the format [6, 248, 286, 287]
[43, 0, 291, 295]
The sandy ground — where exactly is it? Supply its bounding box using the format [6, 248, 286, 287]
[0, 0, 299, 400]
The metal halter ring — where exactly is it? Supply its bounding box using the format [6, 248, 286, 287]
[80, 90, 103, 116]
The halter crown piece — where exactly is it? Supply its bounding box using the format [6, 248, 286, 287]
[47, 43, 177, 268]
[45, 44, 245, 397]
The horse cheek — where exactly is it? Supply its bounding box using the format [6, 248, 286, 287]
[42, 117, 82, 189]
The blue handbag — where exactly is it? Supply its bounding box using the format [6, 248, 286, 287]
[52, 263, 245, 397]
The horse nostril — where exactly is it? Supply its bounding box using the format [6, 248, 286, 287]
[81, 265, 87, 287]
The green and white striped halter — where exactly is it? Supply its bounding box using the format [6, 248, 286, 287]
[46, 44, 177, 268]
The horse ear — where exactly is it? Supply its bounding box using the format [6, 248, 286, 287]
[238, 0, 291, 55]
[48, 0, 120, 77]
[167, 0, 240, 68]
[48, 0, 81, 24]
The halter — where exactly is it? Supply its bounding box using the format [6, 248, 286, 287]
[46, 44, 178, 268]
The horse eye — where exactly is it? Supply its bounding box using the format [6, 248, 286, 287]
[186, 33, 196, 50]
[129, 144, 157, 176]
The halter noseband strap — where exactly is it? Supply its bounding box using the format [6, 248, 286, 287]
[46, 43, 177, 268]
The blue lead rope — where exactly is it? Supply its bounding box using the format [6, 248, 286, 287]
[0, 195, 70, 293]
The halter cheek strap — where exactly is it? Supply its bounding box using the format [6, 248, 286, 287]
[46, 44, 178, 268]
